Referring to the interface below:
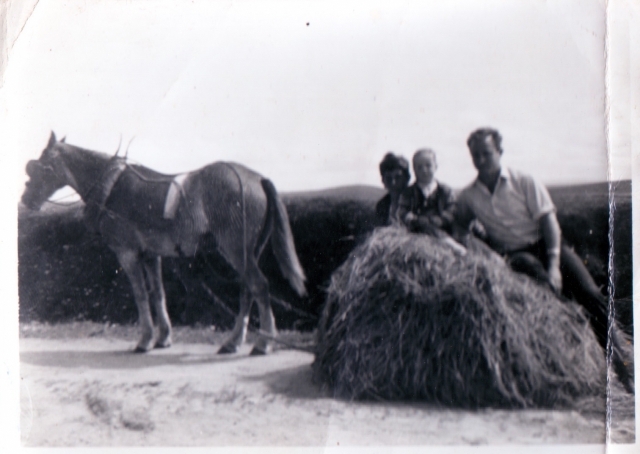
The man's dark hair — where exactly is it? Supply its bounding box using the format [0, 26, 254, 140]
[379, 152, 410, 181]
[467, 128, 503, 153]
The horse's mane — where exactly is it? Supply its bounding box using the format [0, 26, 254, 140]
[58, 142, 116, 162]
[58, 142, 176, 181]
[127, 164, 177, 181]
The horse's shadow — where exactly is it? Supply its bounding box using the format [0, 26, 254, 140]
[243, 361, 452, 413]
[242, 363, 332, 400]
[20, 347, 254, 370]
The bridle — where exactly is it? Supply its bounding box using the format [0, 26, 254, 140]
[53, 144, 127, 208]
[45, 144, 127, 231]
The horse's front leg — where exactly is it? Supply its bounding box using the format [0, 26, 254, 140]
[143, 255, 172, 349]
[218, 287, 251, 354]
[115, 249, 155, 352]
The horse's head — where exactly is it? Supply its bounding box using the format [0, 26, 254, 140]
[21, 132, 70, 210]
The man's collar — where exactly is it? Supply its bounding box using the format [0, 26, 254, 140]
[473, 167, 507, 193]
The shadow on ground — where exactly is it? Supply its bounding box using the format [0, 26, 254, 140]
[20, 347, 261, 370]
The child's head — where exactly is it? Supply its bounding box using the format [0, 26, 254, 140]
[379, 152, 410, 195]
[413, 148, 437, 186]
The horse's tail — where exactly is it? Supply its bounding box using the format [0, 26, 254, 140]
[261, 178, 307, 297]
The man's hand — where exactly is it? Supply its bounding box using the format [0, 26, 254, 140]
[547, 259, 563, 293]
[404, 212, 417, 224]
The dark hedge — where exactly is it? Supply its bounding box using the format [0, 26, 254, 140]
[18, 181, 632, 333]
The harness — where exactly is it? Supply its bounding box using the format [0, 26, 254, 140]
[56, 150, 127, 232]
[55, 147, 248, 276]
[223, 163, 247, 276]
[163, 174, 189, 219]
[119, 160, 247, 276]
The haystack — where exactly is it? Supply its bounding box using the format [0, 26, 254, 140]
[314, 227, 605, 408]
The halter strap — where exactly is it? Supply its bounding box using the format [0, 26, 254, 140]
[56, 160, 81, 193]
[82, 159, 127, 231]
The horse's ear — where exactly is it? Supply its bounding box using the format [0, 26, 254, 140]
[60, 136, 66, 143]
[48, 131, 57, 148]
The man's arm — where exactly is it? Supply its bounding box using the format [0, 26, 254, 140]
[539, 212, 562, 293]
[451, 195, 474, 245]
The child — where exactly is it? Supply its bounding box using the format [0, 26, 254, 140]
[398, 148, 465, 254]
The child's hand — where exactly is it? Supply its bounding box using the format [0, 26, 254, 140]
[404, 212, 417, 224]
[426, 214, 443, 228]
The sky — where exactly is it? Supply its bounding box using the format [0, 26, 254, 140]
[2, 0, 610, 197]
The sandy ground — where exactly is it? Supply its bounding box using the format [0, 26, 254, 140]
[19, 322, 635, 447]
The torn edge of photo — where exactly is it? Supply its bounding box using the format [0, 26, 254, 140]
[0, 0, 639, 452]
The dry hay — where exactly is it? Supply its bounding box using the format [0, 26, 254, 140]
[314, 227, 605, 408]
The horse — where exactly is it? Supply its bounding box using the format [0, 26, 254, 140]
[21, 132, 307, 355]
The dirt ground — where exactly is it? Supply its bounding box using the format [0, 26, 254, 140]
[19, 322, 635, 447]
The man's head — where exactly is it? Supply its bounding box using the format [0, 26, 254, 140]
[379, 152, 410, 194]
[466, 128, 503, 175]
[412, 148, 437, 186]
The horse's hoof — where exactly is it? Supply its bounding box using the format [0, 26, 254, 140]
[249, 346, 268, 356]
[154, 339, 172, 349]
[217, 344, 238, 355]
[133, 345, 151, 353]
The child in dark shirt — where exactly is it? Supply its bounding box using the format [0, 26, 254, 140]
[397, 148, 465, 254]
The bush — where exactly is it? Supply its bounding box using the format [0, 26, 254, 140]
[18, 182, 632, 333]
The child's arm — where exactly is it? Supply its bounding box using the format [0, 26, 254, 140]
[396, 188, 414, 226]
[438, 186, 456, 231]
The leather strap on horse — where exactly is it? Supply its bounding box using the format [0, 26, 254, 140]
[224, 163, 247, 276]
[55, 146, 126, 232]
[83, 160, 127, 232]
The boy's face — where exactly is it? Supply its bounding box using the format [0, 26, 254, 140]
[413, 152, 437, 186]
[382, 168, 407, 194]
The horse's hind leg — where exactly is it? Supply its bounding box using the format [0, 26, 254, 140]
[218, 287, 251, 354]
[217, 261, 274, 355]
[143, 255, 172, 349]
[245, 262, 276, 356]
[115, 249, 155, 352]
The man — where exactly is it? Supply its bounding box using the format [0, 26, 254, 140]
[375, 152, 411, 226]
[397, 148, 456, 236]
[455, 127, 634, 393]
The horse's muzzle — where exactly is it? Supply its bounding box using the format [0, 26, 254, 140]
[21, 184, 45, 210]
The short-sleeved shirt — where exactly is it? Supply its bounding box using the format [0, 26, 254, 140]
[456, 167, 556, 253]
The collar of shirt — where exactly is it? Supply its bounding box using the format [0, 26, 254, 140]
[473, 167, 509, 196]
[417, 180, 438, 198]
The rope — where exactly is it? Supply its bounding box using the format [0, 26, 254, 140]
[269, 295, 318, 320]
[252, 329, 316, 353]
[201, 282, 316, 353]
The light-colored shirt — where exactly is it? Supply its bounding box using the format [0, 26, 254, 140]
[417, 180, 438, 199]
[457, 167, 556, 253]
